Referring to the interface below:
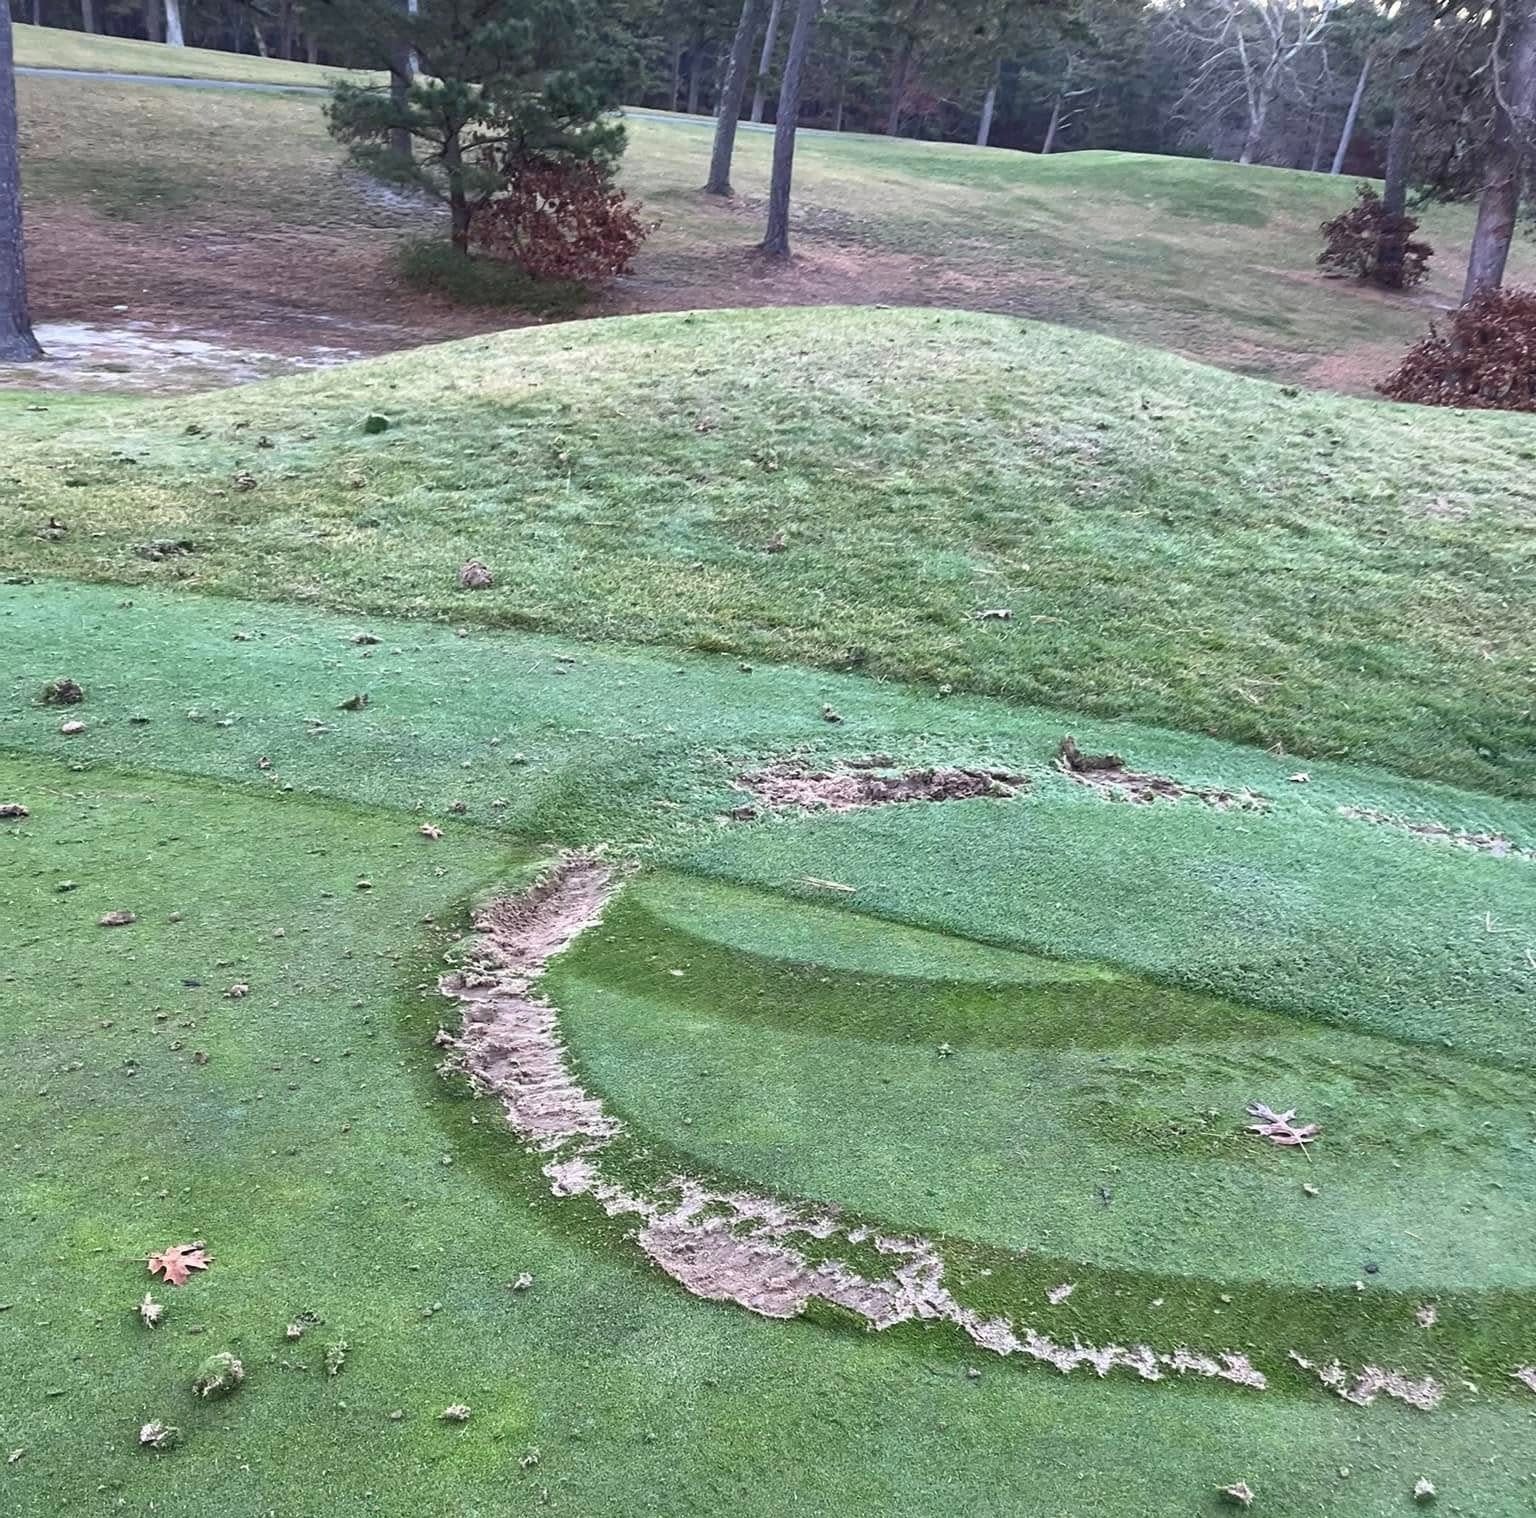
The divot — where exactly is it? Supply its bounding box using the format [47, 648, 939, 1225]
[733, 760, 1024, 815]
[1055, 736, 1266, 810]
[1338, 806, 1533, 861]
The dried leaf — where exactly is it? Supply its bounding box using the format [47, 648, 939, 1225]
[99, 910, 137, 927]
[440, 1403, 472, 1423]
[224, 983, 250, 1000]
[0, 803, 29, 819]
[457, 560, 494, 590]
[337, 693, 369, 712]
[420, 824, 443, 841]
[973, 608, 1012, 621]
[147, 1241, 211, 1287]
[1245, 1101, 1320, 1147]
[139, 1293, 164, 1327]
[192, 1352, 244, 1399]
[1046, 1282, 1075, 1305]
[1219, 1482, 1255, 1509]
[1414, 1477, 1437, 1502]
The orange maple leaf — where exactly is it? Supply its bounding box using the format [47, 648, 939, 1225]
[147, 1242, 211, 1287]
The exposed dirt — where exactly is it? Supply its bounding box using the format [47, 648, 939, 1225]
[1338, 805, 1533, 861]
[732, 760, 1024, 817]
[1056, 736, 1267, 810]
[437, 853, 1466, 1404]
[8, 206, 523, 392]
[1287, 1352, 1443, 1412]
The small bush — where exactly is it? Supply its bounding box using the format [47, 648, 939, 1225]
[396, 239, 587, 317]
[1318, 184, 1432, 289]
[475, 161, 651, 284]
[1379, 287, 1536, 411]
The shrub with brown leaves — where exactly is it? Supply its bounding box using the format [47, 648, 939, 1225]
[1318, 184, 1432, 289]
[1379, 287, 1536, 412]
[475, 161, 651, 285]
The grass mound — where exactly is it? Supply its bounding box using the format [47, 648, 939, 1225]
[4, 307, 1533, 794]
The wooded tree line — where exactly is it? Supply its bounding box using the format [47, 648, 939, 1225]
[6, 0, 1536, 361]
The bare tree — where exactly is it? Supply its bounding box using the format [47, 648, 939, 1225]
[165, 0, 186, 45]
[1, 0, 41, 361]
[1329, 48, 1369, 173]
[976, 57, 999, 145]
[1168, 0, 1340, 164]
[750, 0, 784, 121]
[1464, 0, 1536, 299]
[706, 0, 765, 194]
[760, 0, 820, 256]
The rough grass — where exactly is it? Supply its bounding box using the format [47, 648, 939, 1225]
[396, 237, 588, 315]
[12, 21, 378, 86]
[3, 308, 1534, 796]
[3, 582, 1535, 1515]
[14, 63, 1536, 384]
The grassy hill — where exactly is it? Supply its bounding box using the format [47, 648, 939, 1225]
[4, 307, 1532, 795]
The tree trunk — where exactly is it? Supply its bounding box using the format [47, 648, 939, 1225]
[1329, 53, 1370, 174]
[31, 0, 41, 28]
[750, 0, 783, 122]
[705, 0, 764, 196]
[306, 32, 319, 64]
[164, 0, 185, 46]
[0, 3, 41, 361]
[253, 26, 270, 56]
[1463, 0, 1536, 301]
[444, 137, 471, 253]
[976, 59, 999, 147]
[146, 0, 164, 45]
[80, 0, 97, 33]
[885, 35, 914, 135]
[830, 38, 850, 132]
[669, 36, 683, 111]
[1042, 56, 1073, 154]
[686, 22, 705, 114]
[759, 0, 819, 256]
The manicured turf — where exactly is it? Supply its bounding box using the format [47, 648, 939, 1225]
[3, 584, 1536, 1515]
[12, 22, 378, 86]
[5, 309, 1534, 796]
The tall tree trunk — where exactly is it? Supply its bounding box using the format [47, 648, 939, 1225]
[976, 58, 999, 147]
[830, 38, 850, 132]
[705, 0, 765, 196]
[253, 26, 269, 56]
[1329, 52, 1370, 174]
[389, 58, 413, 158]
[164, 0, 185, 46]
[759, 0, 819, 257]
[669, 35, 683, 110]
[80, 0, 97, 33]
[1373, 100, 1413, 285]
[31, 0, 41, 28]
[444, 136, 471, 253]
[686, 22, 705, 114]
[1041, 56, 1074, 154]
[306, 32, 318, 63]
[885, 34, 914, 135]
[0, 3, 41, 361]
[146, 0, 164, 45]
[750, 0, 783, 122]
[1463, 0, 1536, 301]
[1306, 110, 1326, 171]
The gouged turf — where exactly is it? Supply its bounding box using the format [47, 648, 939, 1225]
[3, 583, 1536, 1514]
[4, 308, 1536, 797]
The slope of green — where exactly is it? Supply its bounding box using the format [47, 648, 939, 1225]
[5, 309, 1535, 795]
[12, 22, 378, 86]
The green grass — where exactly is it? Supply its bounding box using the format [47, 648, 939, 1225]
[4, 308, 1534, 796]
[12, 21, 379, 86]
[16, 63, 1536, 385]
[3, 581, 1536, 1515]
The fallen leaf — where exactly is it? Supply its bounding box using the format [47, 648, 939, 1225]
[511, 1272, 534, 1291]
[1414, 1477, 1437, 1502]
[1046, 1282, 1075, 1305]
[457, 560, 494, 590]
[440, 1403, 472, 1423]
[1219, 1482, 1255, 1509]
[99, 910, 137, 927]
[337, 693, 369, 712]
[1245, 1101, 1320, 1148]
[973, 608, 1012, 621]
[0, 802, 28, 819]
[59, 720, 86, 736]
[224, 983, 250, 1000]
[821, 703, 843, 724]
[1288, 772, 1311, 783]
[420, 824, 443, 840]
[7, 1448, 23, 1465]
[147, 1241, 211, 1287]
[139, 1293, 164, 1327]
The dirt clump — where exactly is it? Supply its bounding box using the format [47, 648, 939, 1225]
[1055, 736, 1265, 810]
[735, 760, 1024, 815]
[39, 677, 83, 706]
